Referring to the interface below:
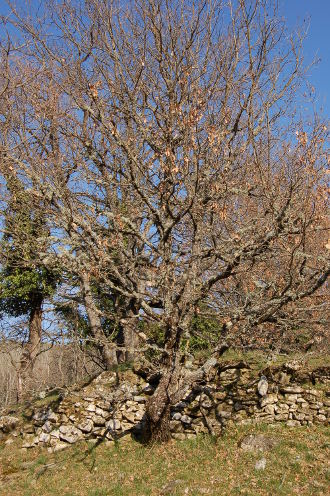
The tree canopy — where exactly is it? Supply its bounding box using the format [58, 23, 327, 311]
[0, 0, 328, 439]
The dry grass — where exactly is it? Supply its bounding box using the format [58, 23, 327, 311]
[218, 349, 330, 372]
[0, 423, 329, 496]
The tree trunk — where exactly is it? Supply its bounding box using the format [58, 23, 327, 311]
[118, 303, 139, 363]
[81, 272, 117, 369]
[17, 297, 43, 401]
[146, 371, 173, 443]
[146, 345, 181, 443]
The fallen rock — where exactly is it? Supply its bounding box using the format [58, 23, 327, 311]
[255, 458, 267, 470]
[161, 479, 183, 495]
[53, 442, 68, 452]
[238, 434, 277, 452]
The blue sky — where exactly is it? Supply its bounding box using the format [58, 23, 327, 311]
[281, 0, 329, 116]
[0, 0, 328, 116]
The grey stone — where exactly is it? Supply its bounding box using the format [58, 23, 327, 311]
[160, 479, 184, 495]
[133, 396, 146, 403]
[59, 425, 82, 444]
[181, 415, 192, 425]
[47, 411, 59, 423]
[134, 410, 144, 421]
[171, 433, 186, 440]
[275, 413, 289, 420]
[217, 410, 231, 419]
[22, 436, 38, 448]
[53, 442, 68, 452]
[78, 419, 93, 433]
[50, 429, 60, 438]
[278, 372, 291, 385]
[105, 419, 121, 431]
[170, 420, 183, 433]
[255, 458, 267, 470]
[264, 404, 275, 415]
[42, 421, 53, 433]
[260, 394, 278, 407]
[172, 412, 182, 421]
[39, 432, 51, 444]
[257, 376, 269, 396]
[239, 434, 277, 452]
[122, 411, 135, 423]
[280, 386, 303, 394]
[284, 394, 298, 402]
[293, 413, 305, 421]
[86, 403, 96, 412]
[92, 415, 106, 426]
[286, 420, 301, 427]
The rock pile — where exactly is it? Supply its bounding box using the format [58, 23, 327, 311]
[1, 360, 329, 451]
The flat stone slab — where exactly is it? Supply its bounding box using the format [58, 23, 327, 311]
[238, 434, 278, 452]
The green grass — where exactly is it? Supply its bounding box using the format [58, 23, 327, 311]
[1, 423, 329, 495]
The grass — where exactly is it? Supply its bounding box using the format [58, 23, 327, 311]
[0, 423, 329, 495]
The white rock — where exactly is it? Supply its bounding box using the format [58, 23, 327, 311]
[172, 412, 182, 421]
[42, 421, 53, 433]
[255, 458, 267, 470]
[50, 429, 60, 438]
[181, 415, 192, 425]
[133, 396, 146, 403]
[286, 420, 300, 427]
[53, 442, 68, 452]
[59, 425, 82, 443]
[257, 376, 269, 396]
[105, 419, 121, 431]
[39, 432, 51, 444]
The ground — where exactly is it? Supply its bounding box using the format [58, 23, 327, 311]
[0, 423, 329, 495]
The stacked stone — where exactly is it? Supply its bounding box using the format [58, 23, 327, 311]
[169, 364, 329, 439]
[20, 370, 150, 452]
[1, 361, 328, 451]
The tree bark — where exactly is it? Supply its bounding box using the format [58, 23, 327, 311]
[117, 302, 139, 363]
[146, 370, 173, 443]
[17, 297, 43, 401]
[81, 273, 117, 369]
[146, 338, 181, 443]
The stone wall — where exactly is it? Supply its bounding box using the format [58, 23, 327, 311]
[1, 359, 329, 451]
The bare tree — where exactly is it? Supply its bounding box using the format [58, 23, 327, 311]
[0, 0, 328, 440]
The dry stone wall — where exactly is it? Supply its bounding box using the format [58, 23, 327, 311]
[1, 359, 329, 451]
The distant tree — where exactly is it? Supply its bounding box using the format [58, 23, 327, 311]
[0, 172, 58, 398]
[0, 0, 328, 440]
